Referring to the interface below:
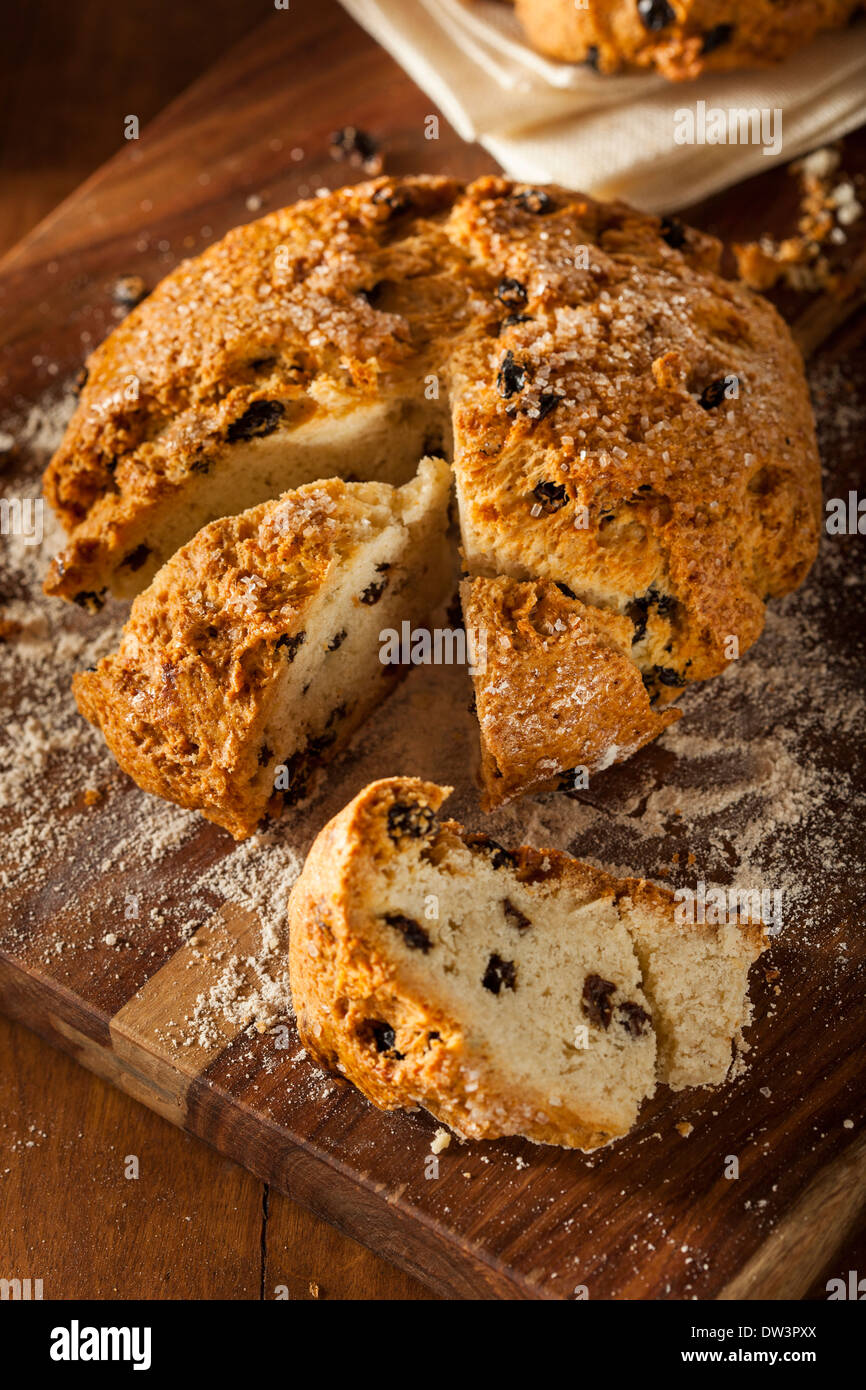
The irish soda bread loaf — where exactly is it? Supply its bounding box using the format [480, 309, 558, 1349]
[48, 176, 820, 799]
[510, 1, 863, 78]
[73, 462, 451, 839]
[288, 777, 766, 1149]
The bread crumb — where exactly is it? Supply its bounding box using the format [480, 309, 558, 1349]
[430, 1128, 451, 1154]
[734, 144, 864, 292]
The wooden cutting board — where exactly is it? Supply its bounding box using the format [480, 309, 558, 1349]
[1, 0, 865, 1301]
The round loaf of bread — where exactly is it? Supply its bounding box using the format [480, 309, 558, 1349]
[511, 0, 863, 78]
[46, 175, 820, 800]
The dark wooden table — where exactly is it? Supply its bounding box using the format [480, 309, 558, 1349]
[0, 0, 432, 1302]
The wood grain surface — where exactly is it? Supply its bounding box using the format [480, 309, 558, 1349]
[1, 0, 865, 1301]
[0, 0, 261, 254]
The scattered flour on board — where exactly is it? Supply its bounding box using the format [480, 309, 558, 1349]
[1, 355, 864, 1061]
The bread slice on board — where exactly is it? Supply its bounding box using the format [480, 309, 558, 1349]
[289, 776, 767, 1149]
[74, 462, 451, 839]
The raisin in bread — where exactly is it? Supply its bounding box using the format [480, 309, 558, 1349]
[511, 1, 863, 78]
[47, 176, 820, 790]
[73, 462, 451, 839]
[288, 777, 766, 1149]
[462, 575, 681, 808]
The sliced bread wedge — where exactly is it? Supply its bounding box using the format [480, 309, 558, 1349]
[74, 461, 452, 838]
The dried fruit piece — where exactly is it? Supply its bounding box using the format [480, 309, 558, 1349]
[535, 393, 559, 423]
[120, 544, 151, 572]
[226, 400, 284, 443]
[329, 126, 382, 175]
[514, 188, 553, 215]
[637, 0, 675, 32]
[660, 216, 687, 250]
[497, 278, 528, 308]
[503, 898, 531, 932]
[618, 1001, 652, 1037]
[464, 834, 518, 870]
[359, 574, 388, 605]
[532, 480, 568, 513]
[384, 912, 432, 953]
[275, 631, 306, 661]
[701, 23, 734, 54]
[482, 953, 517, 994]
[627, 586, 676, 644]
[653, 665, 686, 688]
[699, 376, 736, 410]
[582, 974, 616, 1028]
[370, 185, 413, 218]
[497, 350, 526, 398]
[72, 590, 105, 612]
[357, 282, 384, 307]
[501, 312, 532, 330]
[370, 1021, 399, 1054]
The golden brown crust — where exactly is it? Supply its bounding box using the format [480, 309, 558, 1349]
[73, 479, 359, 838]
[512, 0, 863, 78]
[43, 175, 469, 602]
[449, 182, 820, 694]
[461, 575, 681, 808]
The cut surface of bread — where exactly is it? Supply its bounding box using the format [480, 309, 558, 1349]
[616, 881, 764, 1089]
[51, 393, 448, 603]
[288, 777, 767, 1149]
[73, 461, 451, 839]
[461, 575, 681, 808]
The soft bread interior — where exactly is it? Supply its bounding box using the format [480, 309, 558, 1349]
[110, 397, 450, 596]
[616, 889, 764, 1090]
[352, 826, 658, 1141]
[254, 459, 452, 816]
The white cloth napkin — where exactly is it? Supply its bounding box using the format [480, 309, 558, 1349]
[339, 0, 866, 211]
